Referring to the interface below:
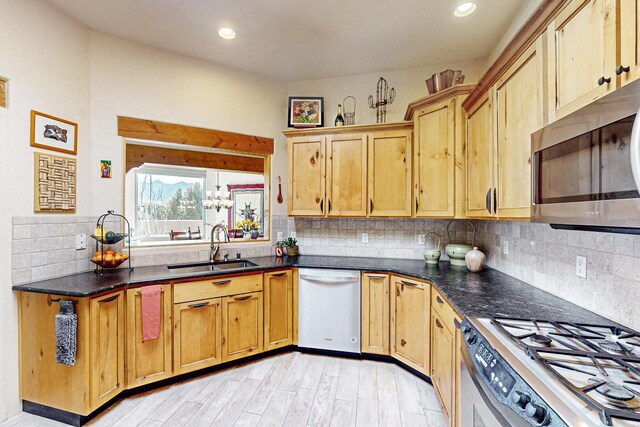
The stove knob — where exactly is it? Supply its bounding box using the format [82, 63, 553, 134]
[462, 325, 471, 334]
[465, 332, 477, 344]
[511, 391, 531, 409]
[525, 402, 549, 426]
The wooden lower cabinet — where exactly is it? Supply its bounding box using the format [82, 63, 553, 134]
[390, 276, 430, 373]
[361, 273, 390, 355]
[125, 285, 173, 388]
[431, 310, 455, 422]
[222, 291, 264, 361]
[264, 270, 294, 350]
[90, 291, 125, 409]
[173, 297, 222, 375]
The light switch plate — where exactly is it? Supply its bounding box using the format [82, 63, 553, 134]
[418, 234, 425, 245]
[362, 233, 369, 243]
[75, 233, 86, 250]
[503, 241, 509, 255]
[277, 232, 283, 241]
[576, 255, 587, 279]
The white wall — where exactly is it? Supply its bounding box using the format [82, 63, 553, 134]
[0, 0, 92, 419]
[287, 60, 486, 125]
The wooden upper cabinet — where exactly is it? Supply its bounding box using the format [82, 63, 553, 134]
[173, 297, 222, 375]
[495, 38, 544, 219]
[222, 291, 264, 362]
[125, 285, 173, 389]
[547, 0, 617, 121]
[264, 270, 294, 350]
[466, 93, 495, 218]
[390, 276, 430, 374]
[361, 273, 390, 355]
[288, 136, 325, 216]
[326, 134, 368, 216]
[90, 291, 125, 409]
[619, 0, 640, 86]
[414, 100, 456, 217]
[368, 129, 412, 217]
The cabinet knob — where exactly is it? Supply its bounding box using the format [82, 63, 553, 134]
[616, 65, 631, 75]
[598, 76, 612, 86]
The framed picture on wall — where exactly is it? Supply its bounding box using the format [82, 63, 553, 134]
[34, 152, 76, 213]
[228, 184, 264, 230]
[288, 96, 324, 128]
[30, 110, 78, 155]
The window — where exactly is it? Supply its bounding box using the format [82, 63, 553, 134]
[125, 163, 268, 245]
[132, 165, 206, 241]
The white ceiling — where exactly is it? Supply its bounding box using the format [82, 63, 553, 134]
[46, 0, 528, 82]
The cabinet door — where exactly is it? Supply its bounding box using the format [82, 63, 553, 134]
[264, 271, 293, 350]
[361, 273, 390, 355]
[390, 276, 430, 373]
[620, 0, 640, 86]
[288, 136, 326, 216]
[222, 291, 264, 361]
[547, 0, 617, 120]
[466, 93, 495, 218]
[414, 100, 456, 217]
[90, 291, 125, 408]
[326, 134, 368, 216]
[173, 298, 222, 375]
[495, 38, 544, 219]
[125, 285, 172, 388]
[368, 130, 412, 217]
[431, 311, 455, 421]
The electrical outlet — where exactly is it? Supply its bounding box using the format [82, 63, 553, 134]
[576, 255, 587, 279]
[362, 233, 369, 243]
[277, 232, 283, 241]
[503, 241, 509, 255]
[75, 233, 86, 250]
[290, 231, 296, 238]
[418, 234, 425, 245]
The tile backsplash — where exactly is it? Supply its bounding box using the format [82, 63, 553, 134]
[13, 214, 639, 330]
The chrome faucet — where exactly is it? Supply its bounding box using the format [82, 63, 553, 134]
[210, 224, 229, 262]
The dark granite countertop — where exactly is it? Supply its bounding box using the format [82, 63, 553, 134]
[12, 255, 613, 325]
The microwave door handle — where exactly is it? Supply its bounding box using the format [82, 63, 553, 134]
[631, 108, 640, 193]
[531, 151, 537, 206]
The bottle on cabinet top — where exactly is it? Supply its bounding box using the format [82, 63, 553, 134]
[335, 104, 345, 127]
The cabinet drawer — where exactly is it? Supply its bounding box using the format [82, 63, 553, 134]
[174, 274, 262, 303]
[431, 288, 457, 332]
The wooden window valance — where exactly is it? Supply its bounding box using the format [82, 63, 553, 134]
[118, 116, 274, 156]
[125, 143, 264, 173]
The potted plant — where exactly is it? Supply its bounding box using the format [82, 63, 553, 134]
[236, 219, 259, 240]
[282, 237, 298, 256]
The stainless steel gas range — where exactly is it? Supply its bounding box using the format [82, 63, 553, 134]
[460, 317, 640, 426]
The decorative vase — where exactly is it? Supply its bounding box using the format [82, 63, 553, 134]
[243, 231, 251, 240]
[423, 232, 441, 265]
[250, 229, 259, 239]
[287, 245, 299, 257]
[465, 247, 486, 272]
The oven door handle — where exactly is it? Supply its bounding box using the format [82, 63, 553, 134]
[630, 108, 640, 193]
[460, 344, 521, 427]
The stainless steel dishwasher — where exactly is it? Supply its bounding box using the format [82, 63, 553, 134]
[297, 268, 361, 354]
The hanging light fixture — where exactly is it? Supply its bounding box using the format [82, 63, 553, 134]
[203, 172, 234, 212]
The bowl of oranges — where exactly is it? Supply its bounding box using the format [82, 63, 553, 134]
[90, 249, 129, 268]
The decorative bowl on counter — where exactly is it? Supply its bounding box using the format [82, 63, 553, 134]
[90, 250, 129, 268]
[90, 232, 128, 245]
[444, 219, 476, 267]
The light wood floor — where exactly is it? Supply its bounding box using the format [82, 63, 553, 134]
[1, 352, 447, 427]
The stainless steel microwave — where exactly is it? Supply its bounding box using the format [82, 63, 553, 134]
[531, 78, 640, 232]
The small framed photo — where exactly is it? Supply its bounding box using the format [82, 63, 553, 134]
[288, 97, 324, 128]
[30, 110, 78, 155]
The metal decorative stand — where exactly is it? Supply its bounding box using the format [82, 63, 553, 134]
[91, 210, 133, 275]
[343, 96, 356, 126]
[368, 77, 396, 123]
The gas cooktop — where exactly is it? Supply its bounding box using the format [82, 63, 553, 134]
[490, 317, 640, 426]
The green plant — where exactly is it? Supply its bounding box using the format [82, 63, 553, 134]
[277, 237, 297, 247]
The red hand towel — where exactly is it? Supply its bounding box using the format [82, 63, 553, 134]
[141, 285, 161, 340]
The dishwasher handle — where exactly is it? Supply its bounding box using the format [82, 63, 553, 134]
[299, 274, 359, 284]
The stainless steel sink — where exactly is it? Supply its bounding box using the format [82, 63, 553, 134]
[167, 259, 258, 274]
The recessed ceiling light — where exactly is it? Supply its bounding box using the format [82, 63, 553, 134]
[218, 27, 236, 40]
[454, 2, 477, 17]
